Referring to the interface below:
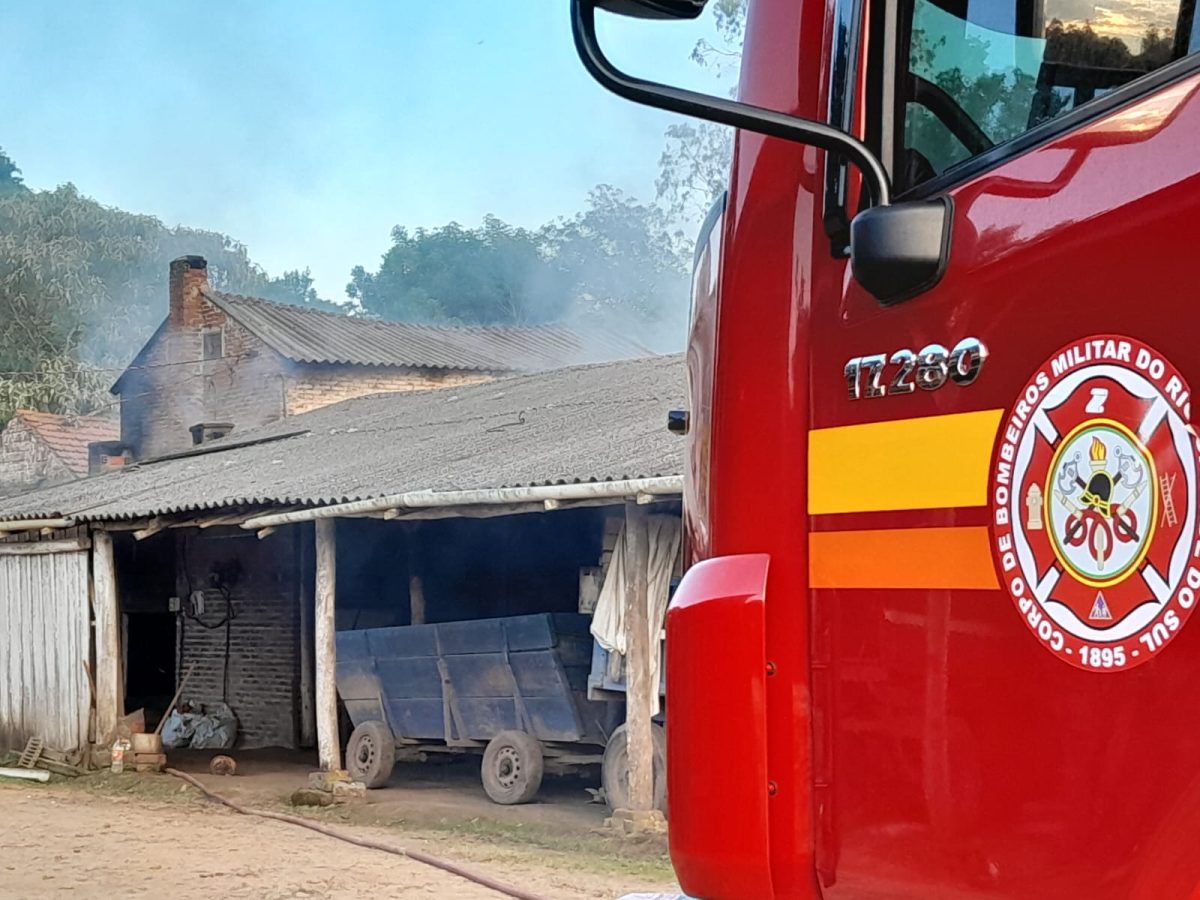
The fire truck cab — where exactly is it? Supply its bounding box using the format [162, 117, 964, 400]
[575, 1, 1200, 898]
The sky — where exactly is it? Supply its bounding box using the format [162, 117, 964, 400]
[0, 1, 729, 302]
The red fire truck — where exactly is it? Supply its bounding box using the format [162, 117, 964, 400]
[575, 1, 1200, 897]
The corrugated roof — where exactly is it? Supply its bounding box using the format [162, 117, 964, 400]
[204, 290, 652, 371]
[11, 411, 119, 478]
[0, 354, 684, 523]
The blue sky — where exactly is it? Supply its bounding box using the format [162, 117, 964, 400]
[1, 1, 729, 300]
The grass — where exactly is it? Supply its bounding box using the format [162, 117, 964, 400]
[261, 791, 676, 882]
[6, 768, 677, 885]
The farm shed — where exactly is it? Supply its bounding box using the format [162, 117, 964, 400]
[0, 354, 684, 812]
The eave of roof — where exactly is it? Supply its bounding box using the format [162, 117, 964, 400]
[0, 354, 685, 526]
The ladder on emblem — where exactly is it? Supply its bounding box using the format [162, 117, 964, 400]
[1161, 473, 1179, 528]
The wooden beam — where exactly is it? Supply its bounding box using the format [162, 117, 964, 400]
[314, 518, 341, 771]
[197, 513, 248, 529]
[0, 537, 90, 556]
[380, 502, 548, 521]
[622, 500, 654, 812]
[256, 526, 277, 541]
[132, 517, 167, 541]
[99, 519, 150, 533]
[0, 517, 72, 532]
[92, 531, 121, 742]
[298, 526, 316, 749]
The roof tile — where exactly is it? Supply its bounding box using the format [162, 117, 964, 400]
[12, 411, 119, 478]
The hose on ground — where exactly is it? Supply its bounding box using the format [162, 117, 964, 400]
[164, 767, 551, 900]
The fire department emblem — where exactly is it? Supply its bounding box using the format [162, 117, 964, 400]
[990, 336, 1200, 671]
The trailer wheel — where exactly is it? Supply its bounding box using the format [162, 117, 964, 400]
[481, 730, 544, 805]
[346, 720, 396, 789]
[602, 722, 667, 814]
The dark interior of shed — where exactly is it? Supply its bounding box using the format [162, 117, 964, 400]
[334, 505, 618, 628]
[109, 505, 626, 746]
[114, 531, 179, 726]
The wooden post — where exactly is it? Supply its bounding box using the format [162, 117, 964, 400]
[404, 523, 426, 625]
[298, 525, 316, 748]
[92, 530, 121, 743]
[409, 576, 426, 625]
[622, 500, 654, 812]
[314, 518, 341, 770]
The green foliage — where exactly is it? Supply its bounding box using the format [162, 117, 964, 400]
[1045, 20, 1176, 71]
[348, 215, 548, 324]
[0, 156, 340, 426]
[256, 268, 344, 313]
[349, 188, 688, 344]
[657, 0, 745, 224]
[545, 185, 688, 332]
[0, 147, 25, 197]
[905, 18, 1176, 178]
[0, 357, 111, 424]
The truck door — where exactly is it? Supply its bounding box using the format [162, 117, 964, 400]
[811, 5, 1200, 898]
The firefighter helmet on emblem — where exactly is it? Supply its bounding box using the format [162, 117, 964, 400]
[991, 335, 1200, 671]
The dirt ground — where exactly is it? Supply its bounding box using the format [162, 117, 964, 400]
[0, 751, 679, 900]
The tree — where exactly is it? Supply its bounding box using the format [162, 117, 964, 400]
[257, 268, 344, 313]
[905, 20, 1175, 176]
[655, 0, 746, 224]
[348, 216, 550, 325]
[347, 189, 689, 348]
[0, 151, 337, 425]
[0, 147, 24, 197]
[544, 185, 688, 338]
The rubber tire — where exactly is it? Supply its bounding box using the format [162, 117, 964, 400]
[602, 722, 667, 814]
[481, 730, 544, 805]
[345, 720, 396, 789]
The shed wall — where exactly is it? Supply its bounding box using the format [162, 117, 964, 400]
[176, 529, 300, 748]
[0, 418, 75, 497]
[0, 550, 91, 750]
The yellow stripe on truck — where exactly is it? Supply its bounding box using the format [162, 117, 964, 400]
[808, 409, 1004, 515]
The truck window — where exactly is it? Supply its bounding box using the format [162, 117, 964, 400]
[897, 0, 1199, 190]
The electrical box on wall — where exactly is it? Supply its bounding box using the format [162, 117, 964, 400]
[168, 596, 181, 613]
[578, 566, 603, 614]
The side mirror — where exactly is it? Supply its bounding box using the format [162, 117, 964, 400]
[850, 198, 952, 306]
[570, 0, 891, 207]
[596, 0, 707, 17]
[572, 0, 956, 306]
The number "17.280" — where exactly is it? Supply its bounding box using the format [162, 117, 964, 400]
[844, 337, 988, 401]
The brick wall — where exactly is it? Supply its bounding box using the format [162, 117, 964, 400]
[121, 299, 290, 460]
[285, 365, 492, 416]
[0, 418, 74, 496]
[119, 257, 498, 459]
[176, 528, 300, 749]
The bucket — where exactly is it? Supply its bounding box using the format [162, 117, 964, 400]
[131, 732, 162, 755]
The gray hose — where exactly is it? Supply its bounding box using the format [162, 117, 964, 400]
[164, 767, 551, 900]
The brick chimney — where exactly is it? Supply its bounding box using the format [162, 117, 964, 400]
[88, 441, 133, 475]
[189, 422, 234, 446]
[169, 255, 209, 328]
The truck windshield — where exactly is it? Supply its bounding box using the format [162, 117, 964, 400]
[898, 0, 1199, 188]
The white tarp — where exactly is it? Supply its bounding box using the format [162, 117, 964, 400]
[591, 514, 681, 715]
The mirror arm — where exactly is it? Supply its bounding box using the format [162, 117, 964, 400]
[571, 0, 891, 207]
